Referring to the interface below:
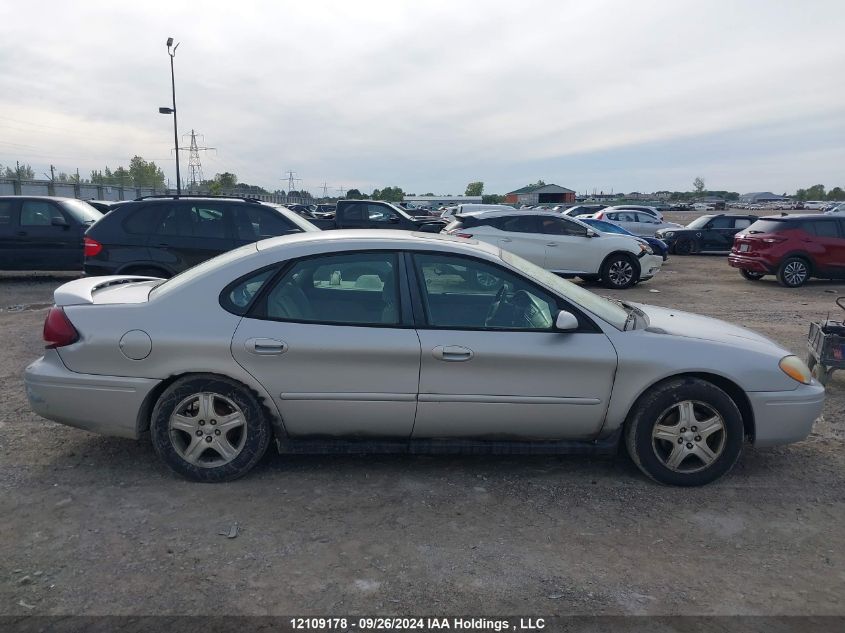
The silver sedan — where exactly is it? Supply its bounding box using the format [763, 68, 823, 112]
[25, 230, 824, 485]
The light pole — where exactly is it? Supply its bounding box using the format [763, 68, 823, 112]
[159, 37, 181, 194]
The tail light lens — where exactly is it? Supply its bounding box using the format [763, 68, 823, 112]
[83, 237, 102, 257]
[456, 233, 473, 239]
[594, 211, 604, 219]
[43, 307, 79, 348]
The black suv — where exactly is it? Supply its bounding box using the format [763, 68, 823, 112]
[0, 196, 102, 271]
[655, 214, 758, 254]
[83, 195, 318, 278]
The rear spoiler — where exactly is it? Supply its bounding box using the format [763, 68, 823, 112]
[54, 276, 160, 306]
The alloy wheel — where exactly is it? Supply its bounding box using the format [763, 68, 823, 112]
[168, 392, 247, 468]
[608, 260, 634, 287]
[651, 400, 726, 473]
[783, 261, 808, 286]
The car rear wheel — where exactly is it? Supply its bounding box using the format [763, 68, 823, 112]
[740, 269, 765, 281]
[150, 375, 272, 482]
[601, 254, 638, 289]
[624, 377, 744, 486]
[776, 257, 810, 287]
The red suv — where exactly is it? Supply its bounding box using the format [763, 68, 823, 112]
[729, 215, 845, 287]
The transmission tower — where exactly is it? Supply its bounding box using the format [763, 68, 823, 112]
[285, 170, 301, 193]
[320, 182, 330, 198]
[182, 130, 215, 191]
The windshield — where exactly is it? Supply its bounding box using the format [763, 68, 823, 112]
[500, 250, 630, 330]
[588, 220, 626, 235]
[149, 242, 259, 300]
[63, 199, 103, 223]
[685, 216, 713, 229]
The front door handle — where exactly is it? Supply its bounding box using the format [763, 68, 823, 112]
[432, 345, 473, 362]
[545, 242, 558, 247]
[245, 337, 288, 355]
[500, 238, 512, 243]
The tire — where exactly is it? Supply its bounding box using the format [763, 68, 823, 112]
[740, 269, 765, 281]
[674, 239, 694, 255]
[601, 253, 638, 289]
[150, 374, 272, 482]
[776, 257, 810, 287]
[624, 377, 744, 486]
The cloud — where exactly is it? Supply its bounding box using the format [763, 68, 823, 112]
[1, 0, 843, 194]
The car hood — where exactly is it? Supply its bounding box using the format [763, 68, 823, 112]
[634, 303, 784, 352]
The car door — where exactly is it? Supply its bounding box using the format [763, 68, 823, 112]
[230, 250, 421, 437]
[0, 199, 19, 269]
[700, 216, 735, 250]
[17, 199, 81, 270]
[538, 216, 599, 273]
[812, 219, 845, 275]
[150, 201, 237, 273]
[410, 252, 617, 440]
[609, 212, 638, 234]
[494, 215, 546, 265]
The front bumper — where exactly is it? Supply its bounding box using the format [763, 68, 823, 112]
[637, 253, 664, 280]
[728, 253, 774, 274]
[25, 350, 161, 440]
[747, 382, 825, 447]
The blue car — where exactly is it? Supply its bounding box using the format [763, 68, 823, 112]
[581, 218, 669, 261]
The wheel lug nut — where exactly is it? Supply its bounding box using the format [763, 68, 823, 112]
[686, 442, 693, 449]
[214, 429, 221, 436]
[199, 420, 205, 426]
[210, 419, 216, 425]
[677, 438, 684, 444]
[695, 435, 701, 442]
[691, 426, 697, 432]
[205, 436, 213, 443]
[680, 427, 686, 433]
[195, 430, 203, 436]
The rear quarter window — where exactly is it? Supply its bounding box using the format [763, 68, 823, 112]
[122, 205, 162, 235]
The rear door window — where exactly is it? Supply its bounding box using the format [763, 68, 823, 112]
[734, 218, 752, 229]
[499, 215, 539, 233]
[709, 217, 734, 229]
[540, 217, 585, 236]
[156, 203, 229, 238]
[814, 220, 840, 238]
[0, 200, 13, 227]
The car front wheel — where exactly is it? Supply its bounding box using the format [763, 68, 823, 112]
[601, 254, 638, 289]
[673, 238, 695, 255]
[624, 377, 744, 486]
[150, 375, 272, 482]
[777, 257, 810, 287]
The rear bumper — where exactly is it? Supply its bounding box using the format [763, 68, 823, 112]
[728, 253, 775, 274]
[24, 350, 160, 440]
[747, 382, 825, 447]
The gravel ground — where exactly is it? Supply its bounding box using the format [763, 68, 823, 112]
[1, 234, 844, 616]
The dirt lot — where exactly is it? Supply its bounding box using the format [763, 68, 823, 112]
[1, 242, 844, 616]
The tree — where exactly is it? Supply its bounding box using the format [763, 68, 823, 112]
[128, 156, 165, 188]
[373, 186, 404, 202]
[530, 179, 546, 187]
[693, 177, 705, 194]
[214, 172, 238, 190]
[805, 184, 826, 200]
[482, 194, 504, 204]
[3, 162, 35, 179]
[424, 192, 434, 197]
[346, 188, 363, 199]
[465, 181, 484, 196]
[828, 186, 845, 201]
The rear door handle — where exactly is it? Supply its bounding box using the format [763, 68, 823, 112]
[245, 337, 288, 355]
[432, 345, 473, 362]
[500, 238, 512, 243]
[17, 231, 26, 236]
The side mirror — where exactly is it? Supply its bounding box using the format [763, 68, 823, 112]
[51, 216, 69, 228]
[555, 310, 579, 331]
[586, 229, 598, 238]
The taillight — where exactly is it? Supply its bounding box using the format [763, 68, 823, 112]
[456, 233, 473, 238]
[43, 307, 79, 349]
[83, 237, 102, 257]
[594, 211, 604, 219]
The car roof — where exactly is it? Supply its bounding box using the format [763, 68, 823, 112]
[459, 209, 569, 220]
[759, 214, 840, 221]
[0, 195, 82, 202]
[255, 228, 501, 256]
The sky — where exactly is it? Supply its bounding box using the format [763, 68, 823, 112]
[1, 0, 844, 196]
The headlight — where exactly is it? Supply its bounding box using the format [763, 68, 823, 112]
[639, 243, 654, 255]
[779, 355, 812, 385]
[663, 231, 674, 238]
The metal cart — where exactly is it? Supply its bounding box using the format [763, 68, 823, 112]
[807, 297, 845, 386]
